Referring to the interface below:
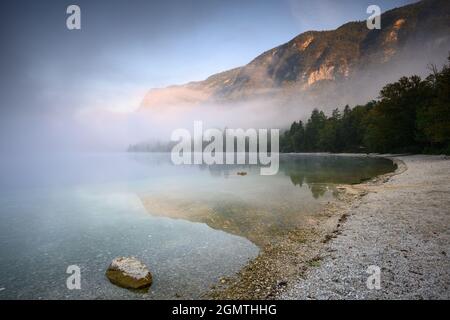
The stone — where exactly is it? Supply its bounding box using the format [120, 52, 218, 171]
[106, 257, 152, 289]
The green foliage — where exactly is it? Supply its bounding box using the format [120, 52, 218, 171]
[281, 55, 450, 155]
[417, 60, 450, 152]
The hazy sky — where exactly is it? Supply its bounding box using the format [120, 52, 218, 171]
[0, 0, 417, 151]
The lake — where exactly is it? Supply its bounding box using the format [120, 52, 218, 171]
[0, 153, 395, 299]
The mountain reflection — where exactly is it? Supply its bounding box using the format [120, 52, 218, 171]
[133, 153, 395, 246]
[129, 153, 395, 198]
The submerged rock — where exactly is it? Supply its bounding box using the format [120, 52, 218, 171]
[106, 257, 152, 289]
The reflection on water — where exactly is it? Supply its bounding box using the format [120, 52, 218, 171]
[280, 154, 395, 198]
[137, 153, 395, 246]
[0, 152, 395, 299]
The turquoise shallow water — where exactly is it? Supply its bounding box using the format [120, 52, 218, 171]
[0, 153, 395, 299]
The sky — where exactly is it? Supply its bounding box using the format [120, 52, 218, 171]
[0, 0, 417, 151]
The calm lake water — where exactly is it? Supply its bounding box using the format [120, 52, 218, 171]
[0, 153, 395, 299]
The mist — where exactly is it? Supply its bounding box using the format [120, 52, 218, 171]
[130, 40, 450, 148]
[1, 41, 447, 156]
[0, 0, 442, 155]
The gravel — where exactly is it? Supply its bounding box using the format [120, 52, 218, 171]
[280, 155, 450, 300]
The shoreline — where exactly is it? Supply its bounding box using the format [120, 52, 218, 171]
[207, 154, 449, 300]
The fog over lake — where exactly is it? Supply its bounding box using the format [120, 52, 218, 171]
[0, 152, 395, 299]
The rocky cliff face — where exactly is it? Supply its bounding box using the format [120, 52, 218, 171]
[140, 0, 450, 113]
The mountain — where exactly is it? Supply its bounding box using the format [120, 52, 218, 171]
[139, 0, 450, 119]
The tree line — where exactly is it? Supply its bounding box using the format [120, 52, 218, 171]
[280, 55, 450, 155]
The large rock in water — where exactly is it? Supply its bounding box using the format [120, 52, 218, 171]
[106, 257, 153, 289]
